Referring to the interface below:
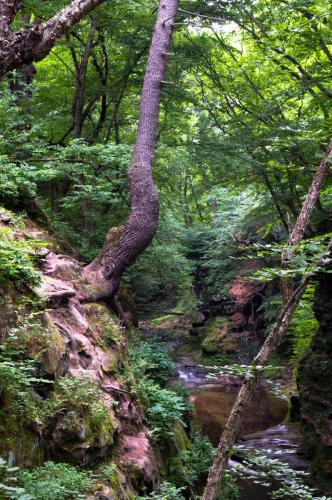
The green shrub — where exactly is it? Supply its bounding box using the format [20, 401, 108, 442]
[96, 463, 120, 491]
[125, 340, 189, 440]
[136, 379, 187, 440]
[100, 320, 121, 346]
[218, 473, 240, 500]
[128, 340, 174, 386]
[43, 375, 114, 437]
[17, 461, 94, 499]
[176, 434, 215, 485]
[287, 286, 318, 366]
[0, 348, 47, 419]
[6, 312, 49, 362]
[0, 228, 41, 286]
[0, 457, 28, 499]
[140, 481, 185, 499]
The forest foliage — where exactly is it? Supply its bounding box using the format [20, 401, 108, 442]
[0, 0, 332, 498]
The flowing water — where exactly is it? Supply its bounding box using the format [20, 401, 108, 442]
[173, 354, 310, 500]
[141, 320, 312, 498]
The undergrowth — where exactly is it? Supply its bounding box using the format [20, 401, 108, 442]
[0, 227, 42, 287]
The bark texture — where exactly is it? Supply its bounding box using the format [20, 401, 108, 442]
[202, 141, 332, 500]
[84, 0, 179, 297]
[0, 0, 21, 36]
[0, 0, 104, 79]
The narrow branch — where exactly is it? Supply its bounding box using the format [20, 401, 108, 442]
[281, 138, 332, 302]
[178, 8, 226, 23]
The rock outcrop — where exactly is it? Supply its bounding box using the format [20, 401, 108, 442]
[0, 208, 158, 496]
[298, 272, 332, 492]
[201, 264, 266, 360]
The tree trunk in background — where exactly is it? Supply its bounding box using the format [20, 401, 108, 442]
[71, 18, 96, 138]
[281, 138, 332, 303]
[83, 0, 179, 298]
[202, 140, 332, 500]
[0, 0, 104, 79]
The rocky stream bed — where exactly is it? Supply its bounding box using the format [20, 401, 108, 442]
[141, 317, 312, 500]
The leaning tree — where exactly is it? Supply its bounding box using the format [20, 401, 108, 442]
[83, 1, 180, 299]
[0, 0, 180, 301]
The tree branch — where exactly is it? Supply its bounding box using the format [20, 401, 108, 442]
[0, 0, 21, 37]
[0, 0, 105, 79]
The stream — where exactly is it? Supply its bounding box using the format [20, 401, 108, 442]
[141, 319, 312, 499]
[173, 353, 310, 499]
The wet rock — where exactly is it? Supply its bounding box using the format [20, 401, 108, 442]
[120, 430, 158, 484]
[0, 210, 12, 225]
[221, 330, 251, 354]
[97, 347, 119, 375]
[41, 252, 81, 281]
[189, 310, 206, 327]
[201, 317, 229, 355]
[229, 311, 247, 329]
[297, 271, 332, 491]
[229, 277, 264, 310]
[41, 312, 67, 375]
[190, 326, 204, 337]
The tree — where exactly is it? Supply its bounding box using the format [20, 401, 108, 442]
[0, 0, 179, 301]
[202, 139, 332, 500]
[0, 0, 105, 79]
[83, 0, 179, 299]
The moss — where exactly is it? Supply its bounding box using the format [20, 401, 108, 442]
[3, 310, 65, 375]
[297, 272, 332, 492]
[172, 422, 191, 452]
[41, 314, 66, 375]
[87, 404, 116, 446]
[117, 284, 138, 326]
[0, 412, 43, 466]
[155, 422, 191, 479]
[84, 303, 122, 346]
[0, 285, 40, 341]
[150, 314, 177, 325]
[97, 462, 122, 495]
[201, 317, 229, 355]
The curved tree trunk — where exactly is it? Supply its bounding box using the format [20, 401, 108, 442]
[83, 0, 179, 298]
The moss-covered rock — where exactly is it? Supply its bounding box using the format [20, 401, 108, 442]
[297, 272, 332, 492]
[201, 317, 229, 354]
[41, 313, 67, 375]
[0, 208, 155, 496]
[84, 303, 122, 346]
